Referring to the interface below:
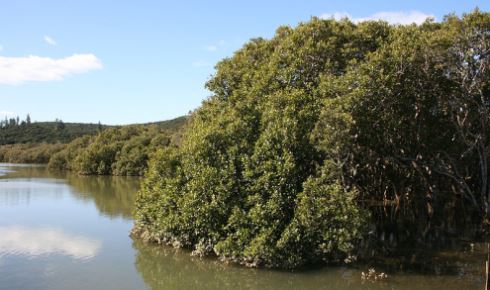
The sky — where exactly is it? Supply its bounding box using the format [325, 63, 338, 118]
[0, 1, 489, 125]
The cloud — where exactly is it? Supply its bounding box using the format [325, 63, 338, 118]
[0, 226, 101, 260]
[320, 11, 435, 25]
[0, 53, 103, 85]
[0, 45, 3, 52]
[44, 35, 57, 46]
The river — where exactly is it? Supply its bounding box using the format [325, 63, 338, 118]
[0, 163, 485, 289]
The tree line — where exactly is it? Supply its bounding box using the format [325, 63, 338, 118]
[0, 117, 186, 175]
[0, 114, 31, 128]
[133, 10, 490, 269]
[0, 114, 107, 145]
[48, 124, 184, 176]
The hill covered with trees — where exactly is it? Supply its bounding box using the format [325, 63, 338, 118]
[133, 10, 490, 269]
[0, 116, 187, 175]
[0, 115, 108, 145]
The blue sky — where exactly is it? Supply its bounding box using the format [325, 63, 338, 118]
[0, 1, 488, 125]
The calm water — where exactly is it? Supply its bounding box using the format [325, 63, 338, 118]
[0, 163, 485, 290]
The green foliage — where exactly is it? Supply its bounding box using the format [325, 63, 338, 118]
[134, 16, 383, 268]
[147, 116, 187, 132]
[135, 9, 490, 268]
[48, 116, 186, 176]
[48, 126, 175, 176]
[313, 10, 490, 242]
[216, 162, 366, 268]
[0, 116, 186, 177]
[0, 143, 66, 164]
[0, 117, 108, 145]
[47, 135, 92, 171]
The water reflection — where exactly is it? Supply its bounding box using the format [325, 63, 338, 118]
[0, 168, 13, 177]
[0, 164, 53, 179]
[0, 226, 101, 260]
[0, 164, 145, 290]
[0, 163, 485, 290]
[0, 164, 140, 219]
[132, 239, 369, 290]
[0, 179, 67, 206]
[133, 238, 485, 290]
[67, 175, 140, 219]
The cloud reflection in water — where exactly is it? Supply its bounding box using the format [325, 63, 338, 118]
[0, 226, 101, 260]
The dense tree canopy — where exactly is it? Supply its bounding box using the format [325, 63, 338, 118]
[0, 115, 107, 145]
[0, 143, 65, 164]
[0, 116, 186, 176]
[48, 120, 185, 176]
[134, 10, 490, 269]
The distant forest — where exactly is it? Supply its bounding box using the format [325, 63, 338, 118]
[0, 115, 187, 174]
[0, 114, 107, 145]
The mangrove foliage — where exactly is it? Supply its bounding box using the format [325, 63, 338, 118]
[134, 10, 490, 269]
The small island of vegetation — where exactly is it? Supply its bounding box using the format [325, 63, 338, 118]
[132, 9, 490, 269]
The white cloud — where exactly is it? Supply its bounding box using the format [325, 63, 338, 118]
[0, 226, 101, 260]
[0, 53, 103, 85]
[320, 10, 435, 25]
[44, 35, 57, 46]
